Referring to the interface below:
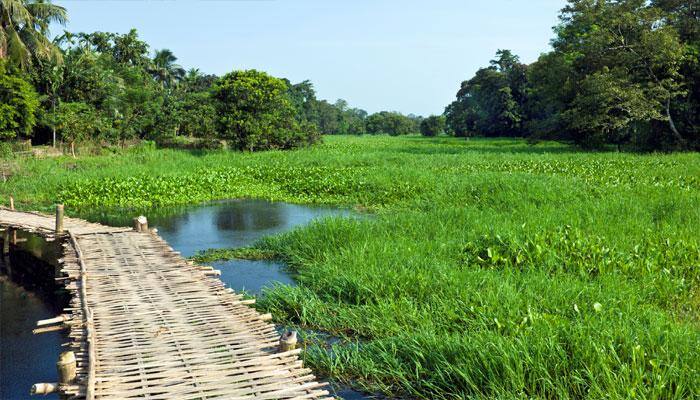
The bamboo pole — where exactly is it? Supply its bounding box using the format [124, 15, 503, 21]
[55, 204, 64, 234]
[57, 351, 76, 384]
[2, 229, 9, 256]
[31, 382, 58, 395]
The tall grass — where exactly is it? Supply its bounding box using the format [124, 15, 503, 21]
[3, 135, 699, 398]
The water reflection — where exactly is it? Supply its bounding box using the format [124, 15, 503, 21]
[84, 199, 350, 258]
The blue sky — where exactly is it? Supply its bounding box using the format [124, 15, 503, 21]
[56, 0, 567, 116]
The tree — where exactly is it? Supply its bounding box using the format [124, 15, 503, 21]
[0, 60, 38, 140]
[524, 51, 575, 141]
[56, 101, 102, 157]
[446, 50, 525, 137]
[650, 0, 700, 148]
[0, 0, 67, 70]
[212, 69, 319, 151]
[420, 115, 446, 137]
[151, 49, 185, 88]
[551, 0, 690, 148]
[315, 100, 341, 134]
[365, 111, 418, 135]
[565, 69, 662, 148]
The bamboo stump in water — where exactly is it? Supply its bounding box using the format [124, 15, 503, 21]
[279, 331, 298, 352]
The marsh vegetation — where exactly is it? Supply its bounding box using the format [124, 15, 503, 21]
[3, 135, 699, 398]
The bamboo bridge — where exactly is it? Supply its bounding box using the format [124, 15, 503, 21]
[0, 204, 331, 399]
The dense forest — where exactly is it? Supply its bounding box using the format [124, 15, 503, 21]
[1, 0, 698, 153]
[443, 0, 699, 150]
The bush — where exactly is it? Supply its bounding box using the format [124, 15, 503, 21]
[212, 69, 320, 151]
[0, 62, 39, 141]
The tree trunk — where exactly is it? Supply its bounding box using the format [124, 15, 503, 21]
[52, 100, 56, 148]
[665, 97, 686, 148]
[70, 142, 76, 158]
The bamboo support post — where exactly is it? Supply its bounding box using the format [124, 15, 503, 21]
[9, 195, 14, 210]
[2, 229, 9, 255]
[55, 204, 64, 234]
[57, 351, 77, 385]
[132, 216, 148, 232]
[279, 331, 298, 352]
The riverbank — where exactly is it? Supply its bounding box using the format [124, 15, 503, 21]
[2, 135, 699, 398]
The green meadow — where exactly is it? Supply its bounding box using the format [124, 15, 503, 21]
[3, 135, 699, 399]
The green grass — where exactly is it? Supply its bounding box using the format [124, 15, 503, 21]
[3, 135, 699, 399]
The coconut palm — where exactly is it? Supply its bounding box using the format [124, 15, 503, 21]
[0, 0, 67, 69]
[151, 48, 185, 88]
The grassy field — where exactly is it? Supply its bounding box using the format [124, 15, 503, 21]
[3, 135, 699, 399]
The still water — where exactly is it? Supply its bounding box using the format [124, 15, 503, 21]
[0, 233, 66, 400]
[88, 199, 350, 295]
[1, 199, 366, 398]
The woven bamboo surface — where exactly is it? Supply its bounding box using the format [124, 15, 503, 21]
[0, 208, 331, 399]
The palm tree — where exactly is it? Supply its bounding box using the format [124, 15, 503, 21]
[151, 48, 185, 88]
[0, 0, 67, 69]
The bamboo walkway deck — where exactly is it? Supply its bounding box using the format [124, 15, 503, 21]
[0, 207, 331, 400]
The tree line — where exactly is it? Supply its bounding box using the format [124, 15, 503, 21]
[0, 1, 424, 155]
[442, 0, 699, 150]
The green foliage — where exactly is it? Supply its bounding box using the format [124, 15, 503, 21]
[445, 50, 525, 138]
[419, 115, 446, 137]
[56, 102, 104, 153]
[446, 1, 698, 150]
[365, 111, 420, 135]
[177, 91, 217, 138]
[0, 62, 39, 140]
[213, 69, 320, 150]
[150, 48, 185, 88]
[0, 0, 67, 70]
